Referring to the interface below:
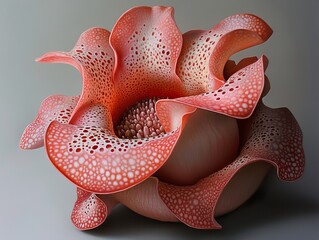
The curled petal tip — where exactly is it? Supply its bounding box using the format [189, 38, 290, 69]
[227, 13, 273, 41]
[35, 54, 48, 62]
[71, 188, 108, 230]
[35, 52, 69, 63]
[159, 56, 266, 125]
[19, 131, 42, 150]
[35, 53, 51, 62]
[20, 95, 79, 150]
[177, 13, 272, 94]
[160, 5, 174, 14]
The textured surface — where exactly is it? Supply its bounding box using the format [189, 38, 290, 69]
[116, 98, 166, 139]
[157, 56, 266, 133]
[177, 14, 272, 95]
[2, 0, 318, 239]
[71, 188, 107, 230]
[158, 104, 304, 229]
[37, 28, 115, 125]
[19, 2, 306, 232]
[46, 121, 181, 193]
[45, 92, 195, 194]
[20, 95, 79, 149]
[110, 6, 185, 122]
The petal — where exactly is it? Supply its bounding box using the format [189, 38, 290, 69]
[155, 109, 239, 185]
[72, 103, 114, 132]
[157, 56, 267, 133]
[224, 57, 270, 97]
[110, 177, 178, 222]
[71, 188, 117, 230]
[36, 28, 115, 123]
[69, 105, 117, 229]
[97, 163, 267, 225]
[224, 57, 259, 79]
[177, 14, 272, 95]
[238, 103, 305, 180]
[20, 95, 79, 149]
[110, 6, 184, 122]
[158, 103, 305, 229]
[44, 105, 195, 194]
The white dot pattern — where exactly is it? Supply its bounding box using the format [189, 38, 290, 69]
[110, 6, 184, 122]
[74, 104, 114, 131]
[157, 56, 265, 130]
[46, 121, 180, 193]
[71, 188, 107, 230]
[177, 14, 272, 95]
[158, 104, 305, 229]
[21, 6, 305, 231]
[69, 28, 115, 113]
[37, 28, 115, 124]
[20, 95, 79, 149]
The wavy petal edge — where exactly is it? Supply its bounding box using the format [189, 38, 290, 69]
[20, 95, 79, 150]
[71, 188, 108, 230]
[104, 103, 304, 229]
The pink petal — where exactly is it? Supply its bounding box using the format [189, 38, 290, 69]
[224, 57, 259, 79]
[177, 14, 272, 95]
[20, 95, 79, 149]
[36, 28, 115, 123]
[109, 6, 184, 122]
[44, 105, 195, 194]
[157, 103, 305, 229]
[69, 105, 117, 229]
[155, 109, 239, 185]
[224, 57, 270, 97]
[71, 188, 117, 230]
[102, 162, 267, 226]
[72, 103, 114, 131]
[110, 177, 177, 222]
[157, 56, 267, 133]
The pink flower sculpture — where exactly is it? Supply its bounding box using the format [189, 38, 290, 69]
[20, 6, 305, 230]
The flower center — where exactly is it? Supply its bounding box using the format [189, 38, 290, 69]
[116, 97, 166, 139]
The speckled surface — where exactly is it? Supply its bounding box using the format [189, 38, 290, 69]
[1, 0, 318, 239]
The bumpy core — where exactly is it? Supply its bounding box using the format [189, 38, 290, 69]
[116, 98, 166, 139]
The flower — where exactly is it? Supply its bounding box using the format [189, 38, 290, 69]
[20, 6, 305, 230]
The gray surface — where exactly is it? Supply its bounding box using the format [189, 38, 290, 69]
[1, 0, 318, 239]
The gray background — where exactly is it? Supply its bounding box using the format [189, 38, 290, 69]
[1, 0, 318, 239]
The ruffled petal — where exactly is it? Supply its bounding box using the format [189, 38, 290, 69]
[110, 6, 184, 122]
[224, 57, 270, 97]
[44, 105, 195, 194]
[157, 103, 305, 229]
[177, 14, 272, 95]
[100, 162, 266, 226]
[36, 28, 115, 123]
[157, 56, 266, 132]
[111, 177, 178, 222]
[20, 95, 79, 149]
[224, 57, 259, 79]
[71, 188, 118, 230]
[69, 104, 118, 229]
